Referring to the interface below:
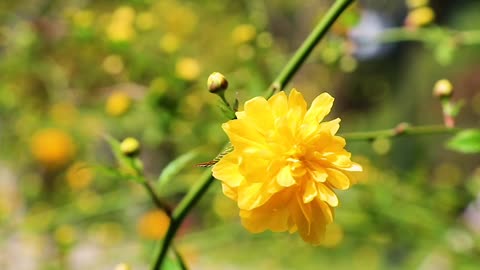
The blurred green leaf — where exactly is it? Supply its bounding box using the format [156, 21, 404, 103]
[163, 257, 184, 270]
[446, 129, 480, 153]
[218, 102, 236, 119]
[157, 150, 199, 189]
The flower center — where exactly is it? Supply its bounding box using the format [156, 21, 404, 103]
[286, 144, 307, 177]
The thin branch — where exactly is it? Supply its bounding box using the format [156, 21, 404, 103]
[265, 0, 355, 98]
[142, 181, 173, 217]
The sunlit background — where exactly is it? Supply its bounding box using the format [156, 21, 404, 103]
[0, 0, 479, 269]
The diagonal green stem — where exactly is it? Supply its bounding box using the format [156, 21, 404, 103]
[266, 0, 355, 98]
[151, 170, 215, 270]
[151, 0, 355, 269]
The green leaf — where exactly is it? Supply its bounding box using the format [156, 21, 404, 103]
[218, 102, 236, 119]
[157, 150, 199, 190]
[446, 129, 480, 153]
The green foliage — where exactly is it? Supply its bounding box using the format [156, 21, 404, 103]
[157, 150, 199, 190]
[447, 129, 480, 153]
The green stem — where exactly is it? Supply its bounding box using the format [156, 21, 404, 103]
[151, 0, 355, 269]
[142, 181, 173, 217]
[266, 0, 355, 98]
[341, 124, 459, 141]
[151, 170, 215, 270]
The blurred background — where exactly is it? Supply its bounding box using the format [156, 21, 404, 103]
[0, 0, 479, 269]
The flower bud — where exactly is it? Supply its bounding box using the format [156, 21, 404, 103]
[207, 72, 229, 94]
[120, 137, 140, 157]
[433, 79, 453, 98]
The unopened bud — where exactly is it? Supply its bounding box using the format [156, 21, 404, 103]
[207, 72, 228, 94]
[433, 79, 453, 98]
[120, 137, 140, 157]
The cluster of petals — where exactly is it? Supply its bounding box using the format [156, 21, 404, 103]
[212, 89, 362, 245]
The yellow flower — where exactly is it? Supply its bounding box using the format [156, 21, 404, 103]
[212, 89, 362, 245]
[30, 128, 76, 169]
[106, 6, 136, 42]
[405, 7, 435, 27]
[66, 162, 94, 190]
[105, 91, 131, 116]
[175, 57, 201, 81]
[137, 210, 170, 240]
[232, 24, 257, 45]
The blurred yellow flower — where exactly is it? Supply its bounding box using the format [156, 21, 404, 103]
[105, 91, 131, 116]
[232, 24, 257, 45]
[405, 7, 435, 27]
[161, 4, 197, 36]
[212, 89, 362, 245]
[54, 224, 77, 245]
[102, 54, 124, 75]
[136, 11, 155, 31]
[76, 191, 102, 214]
[88, 222, 124, 245]
[66, 162, 94, 190]
[175, 57, 201, 81]
[406, 0, 429, 9]
[114, 263, 131, 270]
[159, 33, 181, 54]
[106, 6, 136, 42]
[49, 102, 77, 125]
[72, 10, 94, 28]
[137, 210, 170, 240]
[30, 128, 76, 169]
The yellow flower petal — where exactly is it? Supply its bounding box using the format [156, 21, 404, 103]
[316, 183, 338, 207]
[288, 89, 307, 113]
[212, 153, 243, 187]
[303, 180, 318, 203]
[223, 120, 266, 150]
[287, 89, 307, 133]
[240, 97, 274, 134]
[222, 184, 237, 200]
[277, 166, 296, 187]
[237, 183, 272, 210]
[320, 118, 341, 135]
[326, 168, 350, 190]
[308, 163, 328, 182]
[343, 162, 363, 172]
[268, 91, 288, 118]
[304, 93, 334, 124]
[240, 191, 292, 233]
